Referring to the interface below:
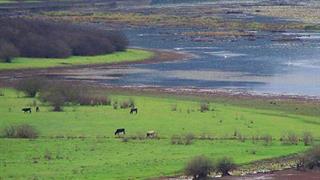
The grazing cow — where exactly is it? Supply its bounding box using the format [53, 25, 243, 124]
[36, 106, 40, 112]
[22, 107, 32, 113]
[130, 107, 138, 114]
[114, 128, 125, 135]
[146, 130, 156, 138]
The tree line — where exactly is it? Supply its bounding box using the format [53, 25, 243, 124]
[0, 17, 129, 62]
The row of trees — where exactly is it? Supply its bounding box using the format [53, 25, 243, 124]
[0, 17, 128, 62]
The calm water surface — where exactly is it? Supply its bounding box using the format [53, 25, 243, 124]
[99, 27, 320, 96]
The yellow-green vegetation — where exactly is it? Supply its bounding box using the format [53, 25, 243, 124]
[0, 88, 319, 179]
[0, 49, 153, 70]
[42, 11, 313, 31]
[247, 5, 320, 24]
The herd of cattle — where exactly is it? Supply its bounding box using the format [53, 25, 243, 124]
[114, 128, 156, 138]
[22, 107, 40, 113]
[22, 106, 156, 138]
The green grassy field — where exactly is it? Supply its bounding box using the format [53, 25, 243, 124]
[0, 49, 153, 70]
[0, 88, 319, 179]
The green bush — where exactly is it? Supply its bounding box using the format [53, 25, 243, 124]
[216, 157, 236, 176]
[200, 102, 209, 112]
[2, 124, 38, 139]
[185, 155, 214, 180]
[3, 125, 16, 138]
[39, 82, 90, 111]
[15, 77, 46, 97]
[185, 133, 195, 145]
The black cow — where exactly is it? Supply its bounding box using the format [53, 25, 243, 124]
[36, 106, 40, 112]
[114, 128, 125, 135]
[130, 107, 138, 114]
[22, 108, 32, 113]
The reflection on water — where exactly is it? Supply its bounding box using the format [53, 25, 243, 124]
[124, 27, 320, 96]
[203, 51, 247, 58]
[66, 27, 320, 96]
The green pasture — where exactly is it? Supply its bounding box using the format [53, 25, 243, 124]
[0, 88, 319, 179]
[0, 49, 153, 70]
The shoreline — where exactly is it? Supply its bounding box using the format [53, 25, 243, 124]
[0, 48, 192, 83]
[0, 48, 185, 72]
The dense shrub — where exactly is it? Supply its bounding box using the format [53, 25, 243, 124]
[39, 81, 111, 111]
[304, 146, 320, 169]
[39, 82, 87, 111]
[281, 132, 299, 145]
[298, 145, 320, 170]
[185, 155, 214, 180]
[15, 124, 38, 139]
[42, 90, 66, 111]
[216, 157, 236, 176]
[171, 133, 195, 145]
[185, 133, 195, 145]
[3, 125, 16, 137]
[15, 77, 46, 97]
[0, 17, 128, 60]
[2, 124, 38, 139]
[288, 132, 299, 145]
[200, 102, 209, 112]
